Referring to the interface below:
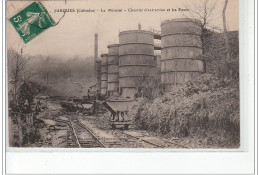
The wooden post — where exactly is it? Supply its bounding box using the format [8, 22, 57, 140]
[17, 115, 23, 147]
[30, 113, 34, 126]
[8, 116, 14, 146]
[27, 113, 32, 126]
[26, 115, 29, 125]
[29, 114, 31, 126]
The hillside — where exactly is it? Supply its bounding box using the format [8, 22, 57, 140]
[131, 31, 240, 148]
[132, 74, 239, 148]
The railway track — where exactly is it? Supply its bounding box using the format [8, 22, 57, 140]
[115, 131, 188, 148]
[55, 110, 188, 148]
[36, 99, 189, 148]
[64, 112, 106, 148]
[120, 132, 162, 148]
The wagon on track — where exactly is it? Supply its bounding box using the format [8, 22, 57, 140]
[102, 99, 136, 130]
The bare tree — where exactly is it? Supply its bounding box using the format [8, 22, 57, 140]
[8, 48, 28, 104]
[8, 48, 41, 105]
[181, 0, 237, 78]
[183, 0, 218, 54]
[223, 0, 230, 60]
[184, 0, 238, 80]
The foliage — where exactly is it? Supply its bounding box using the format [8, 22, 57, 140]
[134, 68, 161, 99]
[132, 74, 240, 148]
[22, 126, 41, 146]
[197, 31, 239, 81]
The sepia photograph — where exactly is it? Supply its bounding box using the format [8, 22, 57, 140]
[6, 0, 239, 149]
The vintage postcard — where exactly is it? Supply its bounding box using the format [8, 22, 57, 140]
[7, 0, 239, 149]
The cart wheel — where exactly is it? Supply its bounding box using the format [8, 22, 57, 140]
[111, 124, 116, 130]
[124, 124, 129, 130]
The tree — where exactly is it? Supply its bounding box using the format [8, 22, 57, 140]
[8, 48, 29, 105]
[222, 0, 230, 60]
[8, 48, 44, 147]
[183, 0, 218, 54]
[182, 0, 238, 80]
[8, 48, 40, 107]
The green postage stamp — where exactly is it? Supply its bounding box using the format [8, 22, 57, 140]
[9, 1, 55, 43]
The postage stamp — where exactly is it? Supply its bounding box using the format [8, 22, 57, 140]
[9, 1, 55, 43]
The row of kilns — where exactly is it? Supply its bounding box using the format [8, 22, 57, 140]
[97, 18, 204, 97]
[161, 18, 204, 86]
[119, 30, 155, 98]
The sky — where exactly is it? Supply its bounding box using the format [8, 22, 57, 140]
[7, 0, 239, 59]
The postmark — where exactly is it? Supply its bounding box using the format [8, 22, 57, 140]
[9, 1, 55, 43]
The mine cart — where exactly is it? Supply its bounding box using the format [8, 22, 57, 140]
[103, 99, 136, 130]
